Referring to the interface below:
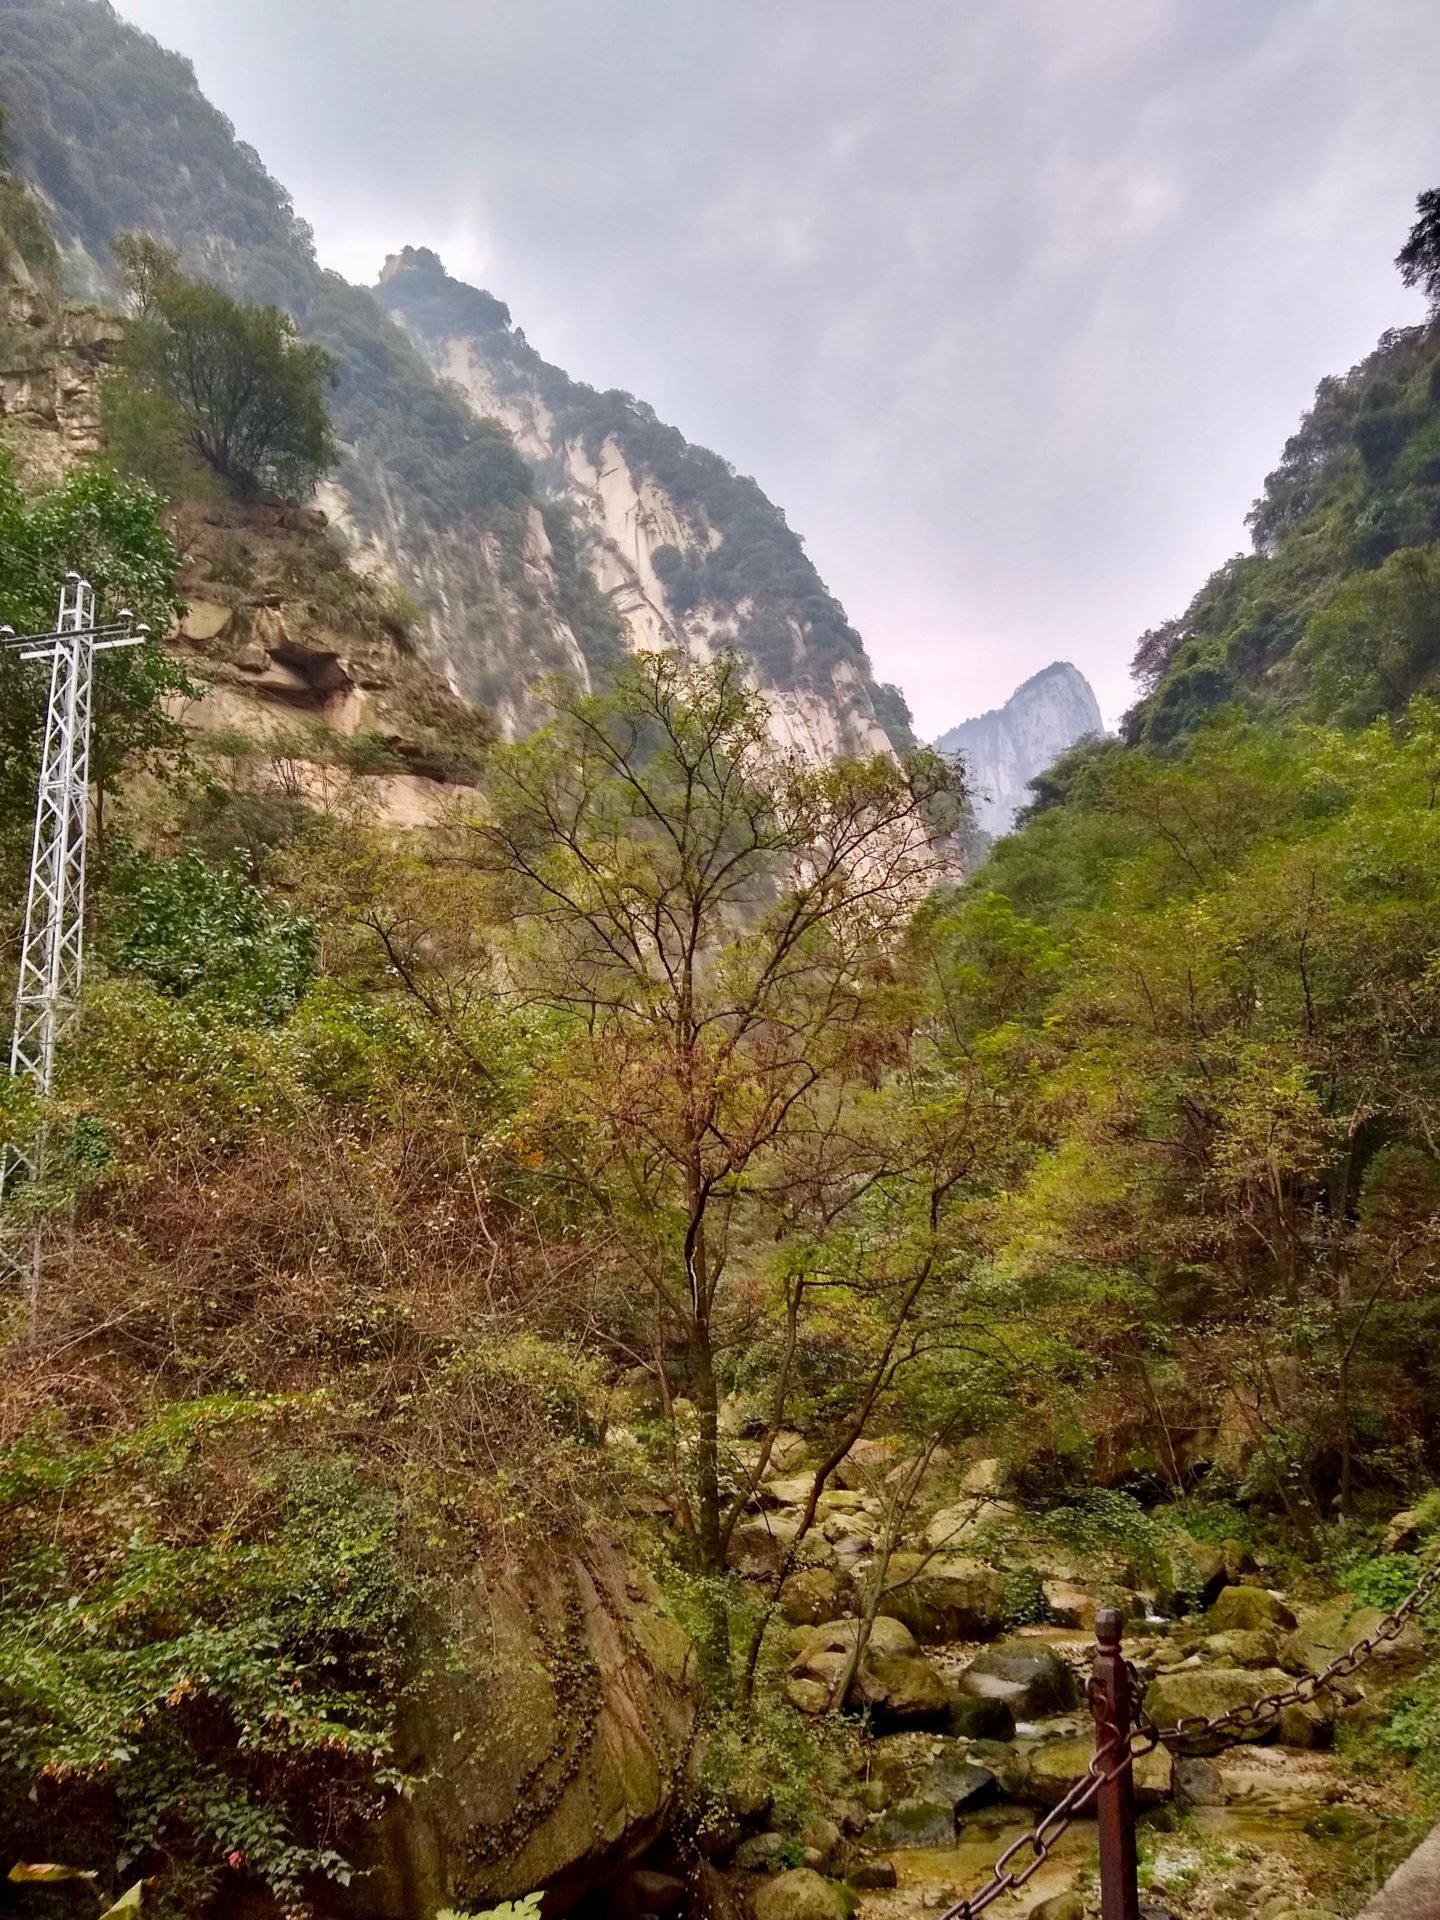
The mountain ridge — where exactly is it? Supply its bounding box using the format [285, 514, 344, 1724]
[374, 244, 911, 761]
[937, 659, 1103, 838]
[0, 2, 910, 756]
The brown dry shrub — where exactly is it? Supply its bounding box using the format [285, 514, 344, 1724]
[1, 1109, 630, 1558]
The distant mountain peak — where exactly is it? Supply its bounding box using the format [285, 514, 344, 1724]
[938, 661, 1103, 838]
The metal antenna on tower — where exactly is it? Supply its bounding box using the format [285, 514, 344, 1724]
[0, 576, 150, 1295]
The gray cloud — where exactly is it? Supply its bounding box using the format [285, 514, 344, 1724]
[115, 0, 1440, 732]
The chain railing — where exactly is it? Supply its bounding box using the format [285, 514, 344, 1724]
[940, 1555, 1440, 1920]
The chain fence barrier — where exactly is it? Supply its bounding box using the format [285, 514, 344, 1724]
[940, 1552, 1440, 1920]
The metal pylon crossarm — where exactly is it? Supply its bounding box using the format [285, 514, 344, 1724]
[0, 575, 149, 1290]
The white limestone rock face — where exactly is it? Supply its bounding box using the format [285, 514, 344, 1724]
[937, 661, 1104, 838]
[375, 247, 908, 761]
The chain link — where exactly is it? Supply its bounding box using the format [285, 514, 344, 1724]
[937, 1554, 1440, 1920]
[940, 1723, 1133, 1918]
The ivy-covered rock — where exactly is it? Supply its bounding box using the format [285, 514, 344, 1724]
[359, 1536, 697, 1911]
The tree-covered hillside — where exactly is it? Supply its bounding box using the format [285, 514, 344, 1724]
[1129, 234, 1440, 745]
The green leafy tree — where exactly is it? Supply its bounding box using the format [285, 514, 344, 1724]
[104, 851, 316, 1023]
[112, 246, 338, 500]
[1299, 545, 1440, 721]
[0, 452, 192, 867]
[112, 229, 182, 315]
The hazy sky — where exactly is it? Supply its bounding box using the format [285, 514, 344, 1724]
[114, 1, 1440, 733]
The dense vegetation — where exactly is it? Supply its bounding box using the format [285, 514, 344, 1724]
[2, 17, 1440, 1913]
[1130, 227, 1440, 744]
[107, 236, 339, 501]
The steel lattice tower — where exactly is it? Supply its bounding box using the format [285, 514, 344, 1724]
[1, 575, 149, 1287]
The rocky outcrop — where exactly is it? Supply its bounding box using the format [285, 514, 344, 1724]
[937, 662, 1104, 837]
[356, 1538, 697, 1916]
[0, 285, 122, 487]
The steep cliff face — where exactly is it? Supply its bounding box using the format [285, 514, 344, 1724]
[0, 230, 491, 828]
[938, 661, 1104, 837]
[0, 4, 910, 758]
[375, 247, 910, 759]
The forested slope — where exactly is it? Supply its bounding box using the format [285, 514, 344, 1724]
[1130, 307, 1440, 743]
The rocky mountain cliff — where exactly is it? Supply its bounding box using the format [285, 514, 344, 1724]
[0, 0, 910, 757]
[937, 661, 1103, 837]
[374, 247, 909, 760]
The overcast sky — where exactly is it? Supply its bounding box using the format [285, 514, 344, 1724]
[114, 1, 1440, 734]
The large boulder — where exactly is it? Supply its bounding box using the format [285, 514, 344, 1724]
[874, 1553, 1006, 1642]
[821, 1509, 876, 1548]
[793, 1616, 917, 1671]
[923, 1749, 999, 1815]
[1276, 1698, 1335, 1750]
[791, 1616, 948, 1725]
[1382, 1507, 1425, 1554]
[1042, 1580, 1097, 1629]
[1208, 1587, 1296, 1633]
[1143, 1666, 1294, 1753]
[730, 1514, 802, 1577]
[1279, 1603, 1427, 1688]
[763, 1432, 809, 1476]
[947, 1694, 1017, 1741]
[1018, 1737, 1173, 1810]
[780, 1567, 849, 1626]
[1202, 1628, 1281, 1668]
[924, 1498, 1016, 1553]
[855, 1652, 952, 1727]
[832, 1438, 898, 1491]
[872, 1796, 956, 1849]
[956, 1639, 1078, 1718]
[1157, 1534, 1228, 1611]
[847, 1860, 897, 1891]
[357, 1536, 697, 1913]
[735, 1834, 791, 1874]
[759, 1474, 816, 1509]
[752, 1870, 856, 1920]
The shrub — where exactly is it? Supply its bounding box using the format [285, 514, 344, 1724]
[0, 1410, 414, 1913]
[103, 849, 315, 1022]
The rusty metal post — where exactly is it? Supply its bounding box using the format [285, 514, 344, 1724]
[1091, 1606, 1141, 1920]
